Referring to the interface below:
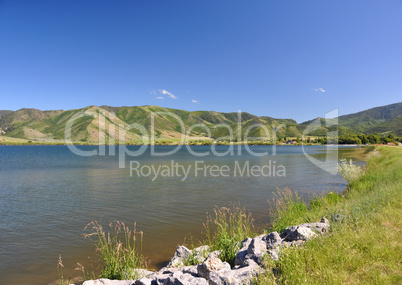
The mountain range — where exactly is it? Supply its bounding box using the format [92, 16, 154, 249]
[0, 102, 401, 143]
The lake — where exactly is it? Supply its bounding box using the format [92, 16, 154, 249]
[0, 145, 362, 285]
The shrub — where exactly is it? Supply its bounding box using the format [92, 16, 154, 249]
[337, 158, 365, 183]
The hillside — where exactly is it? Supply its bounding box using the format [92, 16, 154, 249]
[0, 105, 303, 143]
[301, 102, 402, 136]
[0, 102, 401, 143]
[0, 110, 12, 119]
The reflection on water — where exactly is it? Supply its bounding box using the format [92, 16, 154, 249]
[0, 145, 362, 285]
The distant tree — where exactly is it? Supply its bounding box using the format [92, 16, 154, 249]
[358, 134, 369, 144]
[380, 137, 392, 144]
[368, 134, 380, 144]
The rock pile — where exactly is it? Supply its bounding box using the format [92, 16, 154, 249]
[82, 217, 329, 285]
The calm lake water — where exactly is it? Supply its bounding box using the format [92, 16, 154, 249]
[0, 145, 362, 285]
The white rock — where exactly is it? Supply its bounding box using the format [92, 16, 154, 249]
[280, 225, 316, 242]
[166, 245, 192, 267]
[83, 279, 136, 285]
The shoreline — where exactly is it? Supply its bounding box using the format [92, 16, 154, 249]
[0, 140, 371, 146]
[57, 146, 401, 284]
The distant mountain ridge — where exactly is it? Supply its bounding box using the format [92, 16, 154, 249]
[301, 102, 402, 137]
[0, 110, 12, 119]
[0, 102, 401, 143]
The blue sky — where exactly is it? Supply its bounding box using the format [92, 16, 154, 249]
[0, 0, 401, 123]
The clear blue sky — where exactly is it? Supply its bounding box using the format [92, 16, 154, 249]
[0, 0, 401, 123]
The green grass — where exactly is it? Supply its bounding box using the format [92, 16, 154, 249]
[267, 188, 343, 234]
[82, 221, 147, 280]
[202, 203, 257, 266]
[256, 146, 402, 284]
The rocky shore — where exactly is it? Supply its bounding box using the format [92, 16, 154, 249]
[80, 217, 330, 285]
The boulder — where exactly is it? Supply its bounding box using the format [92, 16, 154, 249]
[191, 245, 210, 264]
[321, 216, 329, 224]
[298, 222, 329, 234]
[144, 265, 205, 285]
[154, 273, 174, 285]
[263, 231, 282, 250]
[162, 271, 207, 285]
[223, 260, 264, 285]
[83, 279, 136, 285]
[197, 257, 231, 285]
[166, 246, 192, 268]
[197, 257, 262, 285]
[280, 225, 316, 242]
[135, 278, 156, 285]
[181, 265, 199, 276]
[296, 217, 330, 235]
[244, 235, 267, 265]
[152, 267, 182, 277]
[235, 232, 282, 265]
[266, 250, 279, 261]
[193, 245, 210, 254]
[207, 250, 222, 260]
[234, 238, 252, 266]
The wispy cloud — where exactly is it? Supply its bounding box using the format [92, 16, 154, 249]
[192, 99, 198, 103]
[150, 89, 178, 100]
[159, 89, 177, 99]
[314, 87, 326, 93]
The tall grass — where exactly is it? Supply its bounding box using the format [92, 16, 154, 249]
[268, 188, 344, 234]
[256, 146, 402, 284]
[75, 257, 96, 281]
[203, 203, 256, 266]
[83, 220, 147, 280]
[268, 188, 308, 233]
[57, 255, 71, 285]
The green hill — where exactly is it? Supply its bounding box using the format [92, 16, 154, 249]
[300, 102, 402, 136]
[0, 102, 401, 143]
[0, 110, 12, 119]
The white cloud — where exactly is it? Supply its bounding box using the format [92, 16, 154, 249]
[159, 89, 177, 99]
[149, 90, 157, 95]
[314, 88, 326, 93]
[156, 96, 164, 99]
[192, 99, 198, 103]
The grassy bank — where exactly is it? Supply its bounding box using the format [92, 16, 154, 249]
[258, 146, 402, 284]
